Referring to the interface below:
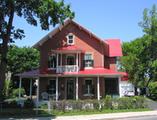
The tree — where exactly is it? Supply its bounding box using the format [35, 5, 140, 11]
[121, 4, 157, 88]
[7, 45, 39, 75]
[0, 0, 74, 90]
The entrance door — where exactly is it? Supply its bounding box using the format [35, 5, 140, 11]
[67, 79, 75, 99]
[105, 78, 119, 96]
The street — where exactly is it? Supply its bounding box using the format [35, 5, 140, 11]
[114, 115, 157, 120]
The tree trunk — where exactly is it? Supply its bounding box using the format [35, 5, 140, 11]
[0, 41, 8, 90]
[0, 1, 14, 90]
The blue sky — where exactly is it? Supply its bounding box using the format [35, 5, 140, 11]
[14, 0, 157, 47]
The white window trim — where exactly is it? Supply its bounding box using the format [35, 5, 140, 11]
[84, 52, 93, 69]
[48, 54, 56, 70]
[66, 33, 75, 45]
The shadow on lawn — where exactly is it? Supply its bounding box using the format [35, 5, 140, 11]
[0, 108, 56, 119]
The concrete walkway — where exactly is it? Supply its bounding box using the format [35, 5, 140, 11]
[55, 111, 157, 120]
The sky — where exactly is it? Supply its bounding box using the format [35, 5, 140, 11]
[13, 0, 157, 47]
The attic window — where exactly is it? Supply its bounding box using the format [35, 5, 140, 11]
[67, 33, 74, 45]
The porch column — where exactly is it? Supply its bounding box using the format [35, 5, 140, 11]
[29, 79, 32, 99]
[79, 53, 81, 69]
[18, 77, 22, 99]
[118, 76, 122, 97]
[76, 53, 79, 71]
[56, 53, 59, 68]
[76, 77, 78, 100]
[36, 78, 39, 106]
[56, 76, 59, 101]
[60, 53, 62, 66]
[97, 76, 100, 100]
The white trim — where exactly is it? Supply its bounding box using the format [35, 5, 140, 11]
[36, 78, 39, 107]
[97, 76, 100, 100]
[84, 52, 94, 68]
[76, 77, 78, 100]
[66, 33, 75, 45]
[56, 77, 59, 101]
[56, 53, 59, 69]
[18, 77, 22, 99]
[118, 76, 122, 97]
[29, 79, 32, 98]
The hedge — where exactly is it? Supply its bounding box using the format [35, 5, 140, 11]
[47, 96, 147, 112]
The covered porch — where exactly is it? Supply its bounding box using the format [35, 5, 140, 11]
[15, 68, 127, 103]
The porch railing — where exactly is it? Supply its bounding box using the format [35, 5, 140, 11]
[56, 65, 79, 73]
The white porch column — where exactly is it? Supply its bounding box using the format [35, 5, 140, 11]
[56, 53, 59, 68]
[76, 77, 78, 100]
[60, 53, 62, 66]
[97, 76, 100, 100]
[118, 76, 122, 97]
[56, 76, 59, 101]
[18, 77, 22, 99]
[79, 53, 81, 69]
[36, 78, 39, 106]
[76, 53, 79, 71]
[29, 79, 32, 99]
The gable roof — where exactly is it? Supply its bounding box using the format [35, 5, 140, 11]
[104, 39, 123, 57]
[33, 19, 105, 48]
[33, 19, 123, 57]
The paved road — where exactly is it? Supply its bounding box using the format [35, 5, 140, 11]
[114, 115, 157, 120]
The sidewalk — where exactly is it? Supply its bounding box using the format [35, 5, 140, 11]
[55, 111, 157, 120]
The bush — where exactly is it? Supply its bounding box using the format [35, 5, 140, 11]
[12, 88, 25, 98]
[24, 99, 34, 108]
[148, 82, 157, 100]
[49, 96, 147, 112]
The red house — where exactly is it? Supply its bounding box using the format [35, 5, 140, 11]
[17, 19, 130, 101]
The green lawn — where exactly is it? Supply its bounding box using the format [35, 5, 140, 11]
[0, 108, 150, 118]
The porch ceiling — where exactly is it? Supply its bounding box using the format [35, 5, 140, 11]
[15, 69, 39, 78]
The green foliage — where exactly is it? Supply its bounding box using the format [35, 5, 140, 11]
[121, 4, 157, 88]
[48, 96, 147, 112]
[148, 82, 157, 100]
[0, 0, 74, 90]
[7, 45, 39, 74]
[12, 88, 26, 98]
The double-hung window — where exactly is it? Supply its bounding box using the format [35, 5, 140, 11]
[84, 53, 93, 68]
[48, 54, 56, 69]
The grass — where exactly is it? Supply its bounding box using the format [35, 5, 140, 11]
[51, 108, 150, 116]
[0, 108, 150, 118]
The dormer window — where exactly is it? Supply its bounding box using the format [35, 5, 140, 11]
[67, 33, 74, 45]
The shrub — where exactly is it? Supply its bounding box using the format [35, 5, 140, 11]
[49, 96, 147, 112]
[11, 88, 25, 98]
[148, 82, 157, 100]
[24, 98, 34, 108]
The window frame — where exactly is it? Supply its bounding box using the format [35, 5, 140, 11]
[83, 78, 94, 96]
[48, 79, 56, 95]
[48, 54, 57, 70]
[84, 52, 93, 69]
[66, 33, 75, 45]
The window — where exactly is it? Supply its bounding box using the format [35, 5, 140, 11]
[48, 54, 56, 69]
[67, 33, 74, 45]
[84, 53, 93, 68]
[47, 80, 56, 95]
[66, 55, 75, 65]
[84, 79, 94, 95]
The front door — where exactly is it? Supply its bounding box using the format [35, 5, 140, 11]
[67, 79, 75, 99]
